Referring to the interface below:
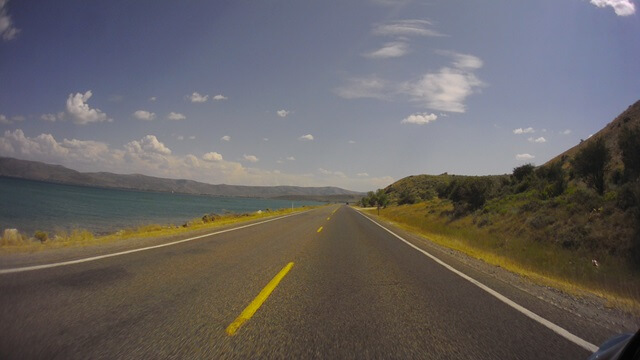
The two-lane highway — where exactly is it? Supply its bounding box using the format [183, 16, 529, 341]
[0, 206, 609, 358]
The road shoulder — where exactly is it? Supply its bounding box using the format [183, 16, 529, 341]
[0, 209, 315, 271]
[355, 208, 639, 337]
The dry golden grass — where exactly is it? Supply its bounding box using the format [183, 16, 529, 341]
[367, 202, 640, 315]
[0, 206, 318, 252]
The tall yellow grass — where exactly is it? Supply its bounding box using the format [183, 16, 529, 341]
[0, 206, 317, 252]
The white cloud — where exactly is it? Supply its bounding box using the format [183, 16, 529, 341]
[177, 135, 184, 141]
[188, 92, 209, 103]
[0, 129, 394, 191]
[133, 110, 156, 121]
[213, 94, 228, 101]
[0, 114, 24, 124]
[364, 41, 409, 59]
[334, 75, 390, 100]
[0, 0, 20, 41]
[149, 96, 157, 102]
[401, 69, 483, 113]
[513, 127, 535, 134]
[438, 50, 484, 70]
[243, 154, 259, 163]
[561, 129, 572, 135]
[167, 112, 186, 121]
[125, 135, 171, 156]
[188, 135, 196, 140]
[41, 113, 58, 122]
[401, 112, 437, 125]
[400, 52, 485, 113]
[318, 168, 346, 177]
[348, 140, 356, 144]
[0, 129, 115, 167]
[286, 156, 295, 161]
[184, 154, 200, 168]
[528, 136, 547, 143]
[263, 138, 269, 141]
[516, 153, 535, 161]
[373, 20, 445, 37]
[221, 135, 231, 141]
[589, 0, 635, 16]
[357, 172, 369, 177]
[298, 134, 314, 141]
[277, 109, 290, 117]
[202, 152, 223, 162]
[66, 91, 111, 125]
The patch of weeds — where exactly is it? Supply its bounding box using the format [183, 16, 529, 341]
[34, 231, 48, 243]
[526, 214, 556, 230]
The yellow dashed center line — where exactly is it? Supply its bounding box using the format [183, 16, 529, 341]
[226, 262, 294, 336]
[317, 226, 323, 233]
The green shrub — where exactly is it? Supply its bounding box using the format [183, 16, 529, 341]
[526, 214, 555, 229]
[567, 187, 602, 213]
[619, 125, 640, 181]
[616, 182, 640, 210]
[34, 231, 48, 243]
[572, 138, 610, 195]
[445, 177, 493, 214]
[513, 163, 535, 182]
[398, 188, 418, 205]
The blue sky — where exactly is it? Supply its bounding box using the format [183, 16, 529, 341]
[0, 0, 638, 191]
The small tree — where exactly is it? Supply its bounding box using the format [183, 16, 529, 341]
[572, 138, 610, 195]
[447, 177, 492, 215]
[362, 191, 375, 207]
[619, 126, 640, 181]
[512, 163, 535, 182]
[375, 189, 389, 208]
[536, 161, 567, 197]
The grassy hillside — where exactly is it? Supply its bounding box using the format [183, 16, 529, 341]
[363, 100, 640, 310]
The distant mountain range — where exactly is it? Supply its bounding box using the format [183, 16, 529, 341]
[0, 157, 363, 200]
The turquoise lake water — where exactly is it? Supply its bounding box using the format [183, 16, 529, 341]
[0, 177, 323, 235]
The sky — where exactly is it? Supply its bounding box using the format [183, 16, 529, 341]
[0, 0, 639, 192]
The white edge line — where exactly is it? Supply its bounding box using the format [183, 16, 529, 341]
[0, 210, 312, 275]
[355, 209, 599, 353]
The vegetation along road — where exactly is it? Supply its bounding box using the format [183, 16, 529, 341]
[0, 205, 618, 358]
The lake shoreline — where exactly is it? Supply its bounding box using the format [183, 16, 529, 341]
[0, 177, 324, 236]
[1, 206, 318, 253]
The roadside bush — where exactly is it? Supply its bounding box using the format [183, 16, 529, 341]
[1, 229, 24, 246]
[536, 162, 567, 198]
[616, 182, 640, 210]
[572, 138, 610, 195]
[619, 125, 640, 181]
[375, 189, 390, 208]
[34, 231, 48, 243]
[513, 163, 535, 182]
[567, 187, 602, 214]
[398, 188, 418, 205]
[418, 188, 437, 201]
[444, 177, 494, 216]
[526, 214, 555, 230]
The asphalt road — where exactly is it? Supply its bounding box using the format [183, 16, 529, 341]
[0, 205, 613, 359]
